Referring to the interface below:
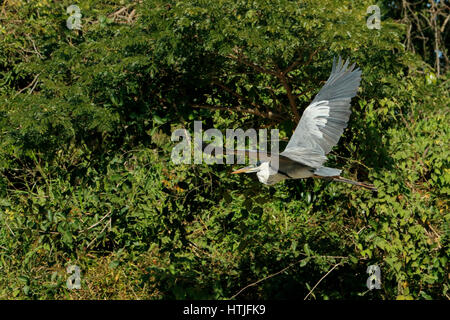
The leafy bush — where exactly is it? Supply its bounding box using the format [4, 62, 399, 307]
[0, 0, 448, 300]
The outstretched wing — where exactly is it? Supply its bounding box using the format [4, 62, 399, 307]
[281, 56, 362, 168]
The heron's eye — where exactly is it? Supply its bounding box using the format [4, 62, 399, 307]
[256, 160, 261, 166]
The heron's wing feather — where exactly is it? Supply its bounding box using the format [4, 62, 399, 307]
[280, 147, 327, 168]
[282, 56, 361, 167]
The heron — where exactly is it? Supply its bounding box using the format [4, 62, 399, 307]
[231, 56, 377, 191]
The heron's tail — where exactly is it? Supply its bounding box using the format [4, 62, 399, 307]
[332, 176, 377, 192]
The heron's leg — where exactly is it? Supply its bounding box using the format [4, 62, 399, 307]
[312, 174, 334, 181]
[313, 175, 377, 192]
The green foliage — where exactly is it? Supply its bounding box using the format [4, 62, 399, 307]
[0, 0, 448, 300]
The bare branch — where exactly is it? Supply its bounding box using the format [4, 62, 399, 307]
[283, 48, 319, 75]
[13, 73, 40, 98]
[192, 104, 283, 121]
[276, 66, 300, 123]
[212, 79, 264, 111]
[230, 256, 347, 299]
[304, 262, 342, 300]
[294, 86, 317, 99]
[227, 48, 278, 77]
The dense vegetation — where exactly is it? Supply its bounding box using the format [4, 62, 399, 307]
[0, 0, 448, 300]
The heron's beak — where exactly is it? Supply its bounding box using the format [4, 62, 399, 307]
[231, 166, 259, 174]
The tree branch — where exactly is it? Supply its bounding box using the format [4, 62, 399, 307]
[192, 104, 283, 121]
[304, 262, 342, 300]
[230, 256, 347, 299]
[283, 48, 320, 75]
[212, 79, 264, 111]
[227, 47, 278, 77]
[276, 65, 300, 123]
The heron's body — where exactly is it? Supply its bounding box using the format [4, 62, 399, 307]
[231, 56, 377, 192]
[255, 161, 312, 185]
[255, 161, 343, 185]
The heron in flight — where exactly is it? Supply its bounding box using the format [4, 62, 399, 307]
[231, 57, 376, 191]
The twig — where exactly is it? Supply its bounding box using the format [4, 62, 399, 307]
[230, 255, 347, 299]
[13, 73, 40, 98]
[277, 67, 300, 123]
[294, 86, 316, 99]
[227, 48, 278, 77]
[212, 79, 264, 111]
[304, 262, 341, 300]
[109, 6, 128, 17]
[86, 221, 110, 249]
[230, 258, 307, 299]
[192, 104, 283, 121]
[283, 48, 319, 75]
[127, 9, 136, 23]
[4, 220, 15, 236]
[82, 211, 111, 232]
[27, 35, 43, 59]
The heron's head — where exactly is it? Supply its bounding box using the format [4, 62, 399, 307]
[231, 161, 283, 185]
[231, 161, 263, 174]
